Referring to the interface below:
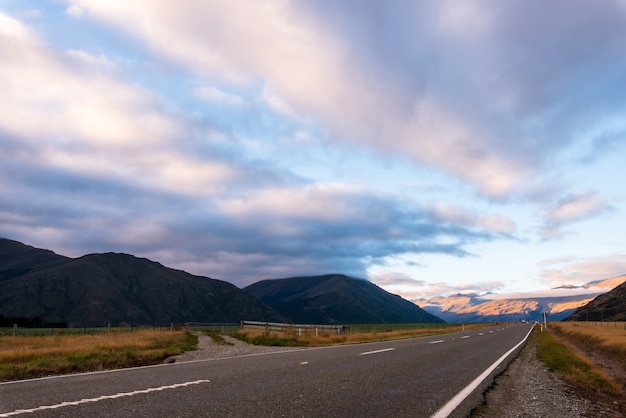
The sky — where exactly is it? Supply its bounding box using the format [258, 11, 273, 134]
[1, 1, 626, 301]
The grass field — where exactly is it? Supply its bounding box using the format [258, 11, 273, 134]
[535, 322, 625, 414]
[0, 326, 148, 337]
[0, 329, 196, 382]
[551, 321, 626, 368]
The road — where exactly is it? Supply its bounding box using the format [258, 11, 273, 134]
[0, 323, 534, 417]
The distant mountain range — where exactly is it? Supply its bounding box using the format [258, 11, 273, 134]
[416, 275, 626, 323]
[564, 279, 626, 322]
[0, 238, 442, 327]
[245, 274, 443, 325]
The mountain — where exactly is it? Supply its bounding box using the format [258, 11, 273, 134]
[0, 238, 70, 281]
[420, 294, 595, 323]
[1, 239, 441, 327]
[0, 238, 284, 327]
[417, 275, 626, 323]
[244, 274, 444, 325]
[564, 279, 626, 321]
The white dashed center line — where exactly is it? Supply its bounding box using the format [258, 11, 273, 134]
[359, 348, 396, 356]
[0, 380, 211, 417]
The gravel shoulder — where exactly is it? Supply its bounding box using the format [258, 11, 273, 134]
[174, 333, 623, 417]
[172, 333, 304, 362]
[476, 337, 623, 418]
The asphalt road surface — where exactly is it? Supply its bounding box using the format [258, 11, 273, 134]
[0, 323, 534, 417]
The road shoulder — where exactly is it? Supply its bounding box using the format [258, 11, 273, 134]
[475, 336, 622, 417]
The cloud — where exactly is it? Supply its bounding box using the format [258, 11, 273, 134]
[152, 184, 501, 285]
[193, 86, 244, 107]
[1, 11, 509, 287]
[0, 12, 33, 40]
[17, 9, 41, 19]
[60, 0, 626, 199]
[541, 192, 611, 239]
[66, 49, 117, 70]
[369, 273, 428, 289]
[547, 193, 608, 223]
[65, 5, 83, 17]
[0, 13, 247, 196]
[538, 254, 626, 288]
[369, 275, 506, 301]
[0, 15, 177, 151]
[4, 3, 626, 299]
[428, 203, 516, 235]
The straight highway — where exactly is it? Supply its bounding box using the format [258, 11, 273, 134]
[0, 323, 534, 417]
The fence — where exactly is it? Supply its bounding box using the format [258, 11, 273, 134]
[570, 321, 626, 329]
[241, 320, 345, 336]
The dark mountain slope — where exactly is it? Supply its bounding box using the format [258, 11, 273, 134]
[245, 274, 444, 324]
[564, 279, 626, 321]
[0, 245, 284, 326]
[0, 238, 70, 281]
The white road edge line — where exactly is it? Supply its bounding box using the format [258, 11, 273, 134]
[0, 380, 211, 417]
[359, 348, 396, 356]
[430, 324, 535, 418]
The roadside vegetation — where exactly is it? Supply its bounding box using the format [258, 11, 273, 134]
[0, 322, 530, 385]
[535, 322, 625, 413]
[0, 329, 196, 382]
[551, 322, 626, 371]
[1, 323, 495, 382]
[233, 322, 492, 347]
[202, 330, 234, 346]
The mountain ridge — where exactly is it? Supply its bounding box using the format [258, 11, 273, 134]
[0, 239, 285, 326]
[417, 275, 626, 322]
[0, 238, 444, 327]
[245, 274, 443, 324]
[564, 279, 626, 321]
[0, 238, 70, 281]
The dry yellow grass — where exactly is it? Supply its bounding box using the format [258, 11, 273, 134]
[547, 321, 626, 411]
[554, 321, 626, 346]
[552, 322, 626, 361]
[238, 323, 492, 347]
[0, 330, 172, 363]
[0, 329, 196, 381]
[551, 321, 626, 379]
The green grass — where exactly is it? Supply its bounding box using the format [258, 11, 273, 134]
[535, 328, 619, 397]
[233, 331, 309, 347]
[202, 331, 233, 346]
